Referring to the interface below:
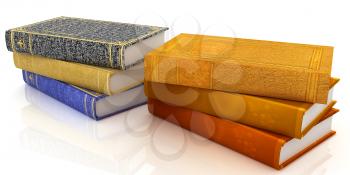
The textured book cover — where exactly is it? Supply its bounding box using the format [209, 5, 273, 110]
[24, 84, 147, 140]
[14, 52, 144, 95]
[144, 79, 338, 138]
[148, 98, 338, 169]
[144, 33, 334, 103]
[23, 71, 146, 120]
[6, 16, 168, 69]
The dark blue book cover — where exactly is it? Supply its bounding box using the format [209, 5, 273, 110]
[22, 70, 146, 120]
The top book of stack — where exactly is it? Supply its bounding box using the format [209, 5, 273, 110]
[145, 33, 334, 103]
[5, 16, 168, 70]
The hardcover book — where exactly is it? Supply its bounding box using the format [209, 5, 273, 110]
[144, 78, 338, 138]
[144, 33, 334, 103]
[6, 16, 168, 69]
[23, 71, 147, 120]
[24, 83, 148, 139]
[14, 52, 144, 95]
[148, 98, 338, 169]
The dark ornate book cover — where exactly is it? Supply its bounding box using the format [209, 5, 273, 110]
[6, 17, 168, 69]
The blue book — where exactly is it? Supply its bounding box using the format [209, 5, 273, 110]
[22, 70, 147, 120]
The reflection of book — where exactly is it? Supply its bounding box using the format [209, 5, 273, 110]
[148, 98, 338, 169]
[24, 85, 148, 139]
[20, 105, 150, 175]
[23, 71, 147, 120]
[20, 102, 334, 173]
[145, 33, 333, 103]
[145, 79, 338, 138]
[6, 16, 168, 69]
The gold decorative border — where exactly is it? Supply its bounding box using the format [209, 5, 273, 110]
[91, 98, 96, 120]
[108, 44, 113, 68]
[10, 31, 15, 52]
[28, 33, 33, 54]
[119, 45, 124, 69]
[35, 73, 39, 88]
[83, 94, 88, 115]
[105, 73, 112, 95]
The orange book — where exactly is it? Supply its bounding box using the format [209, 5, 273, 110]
[148, 98, 338, 169]
[144, 78, 338, 138]
[144, 33, 333, 103]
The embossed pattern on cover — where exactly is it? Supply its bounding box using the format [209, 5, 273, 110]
[14, 52, 145, 95]
[148, 98, 338, 169]
[23, 71, 146, 120]
[144, 80, 337, 138]
[6, 17, 168, 69]
[145, 33, 334, 103]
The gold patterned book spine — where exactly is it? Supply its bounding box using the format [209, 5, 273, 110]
[144, 34, 333, 103]
[13, 52, 114, 95]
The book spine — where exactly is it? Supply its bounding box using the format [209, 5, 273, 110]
[144, 53, 330, 104]
[23, 71, 99, 120]
[14, 52, 113, 95]
[144, 81, 303, 138]
[5, 29, 124, 69]
[147, 98, 283, 169]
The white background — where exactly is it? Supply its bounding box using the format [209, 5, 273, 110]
[0, 0, 349, 174]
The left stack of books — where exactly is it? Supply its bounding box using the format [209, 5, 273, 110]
[5, 16, 168, 120]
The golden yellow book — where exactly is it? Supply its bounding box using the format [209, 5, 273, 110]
[144, 78, 338, 138]
[13, 52, 144, 95]
[144, 33, 333, 103]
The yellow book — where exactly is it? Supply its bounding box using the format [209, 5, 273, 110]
[144, 33, 334, 103]
[144, 78, 338, 138]
[13, 52, 144, 95]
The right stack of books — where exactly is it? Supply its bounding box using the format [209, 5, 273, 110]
[144, 33, 339, 169]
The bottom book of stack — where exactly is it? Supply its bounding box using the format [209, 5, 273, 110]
[148, 98, 338, 170]
[22, 70, 147, 120]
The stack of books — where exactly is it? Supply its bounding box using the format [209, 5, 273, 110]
[6, 17, 339, 170]
[144, 33, 339, 169]
[5, 16, 168, 120]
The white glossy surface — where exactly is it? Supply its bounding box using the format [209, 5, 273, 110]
[1, 0, 350, 174]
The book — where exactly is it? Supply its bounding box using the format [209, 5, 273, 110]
[14, 52, 144, 95]
[148, 98, 338, 169]
[144, 78, 338, 138]
[6, 16, 168, 69]
[24, 84, 147, 140]
[144, 33, 334, 103]
[23, 71, 147, 120]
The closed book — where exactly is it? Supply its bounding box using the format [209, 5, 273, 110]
[144, 33, 334, 103]
[144, 78, 338, 138]
[148, 98, 338, 169]
[24, 85, 146, 140]
[14, 52, 143, 95]
[23, 71, 147, 120]
[6, 16, 168, 69]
